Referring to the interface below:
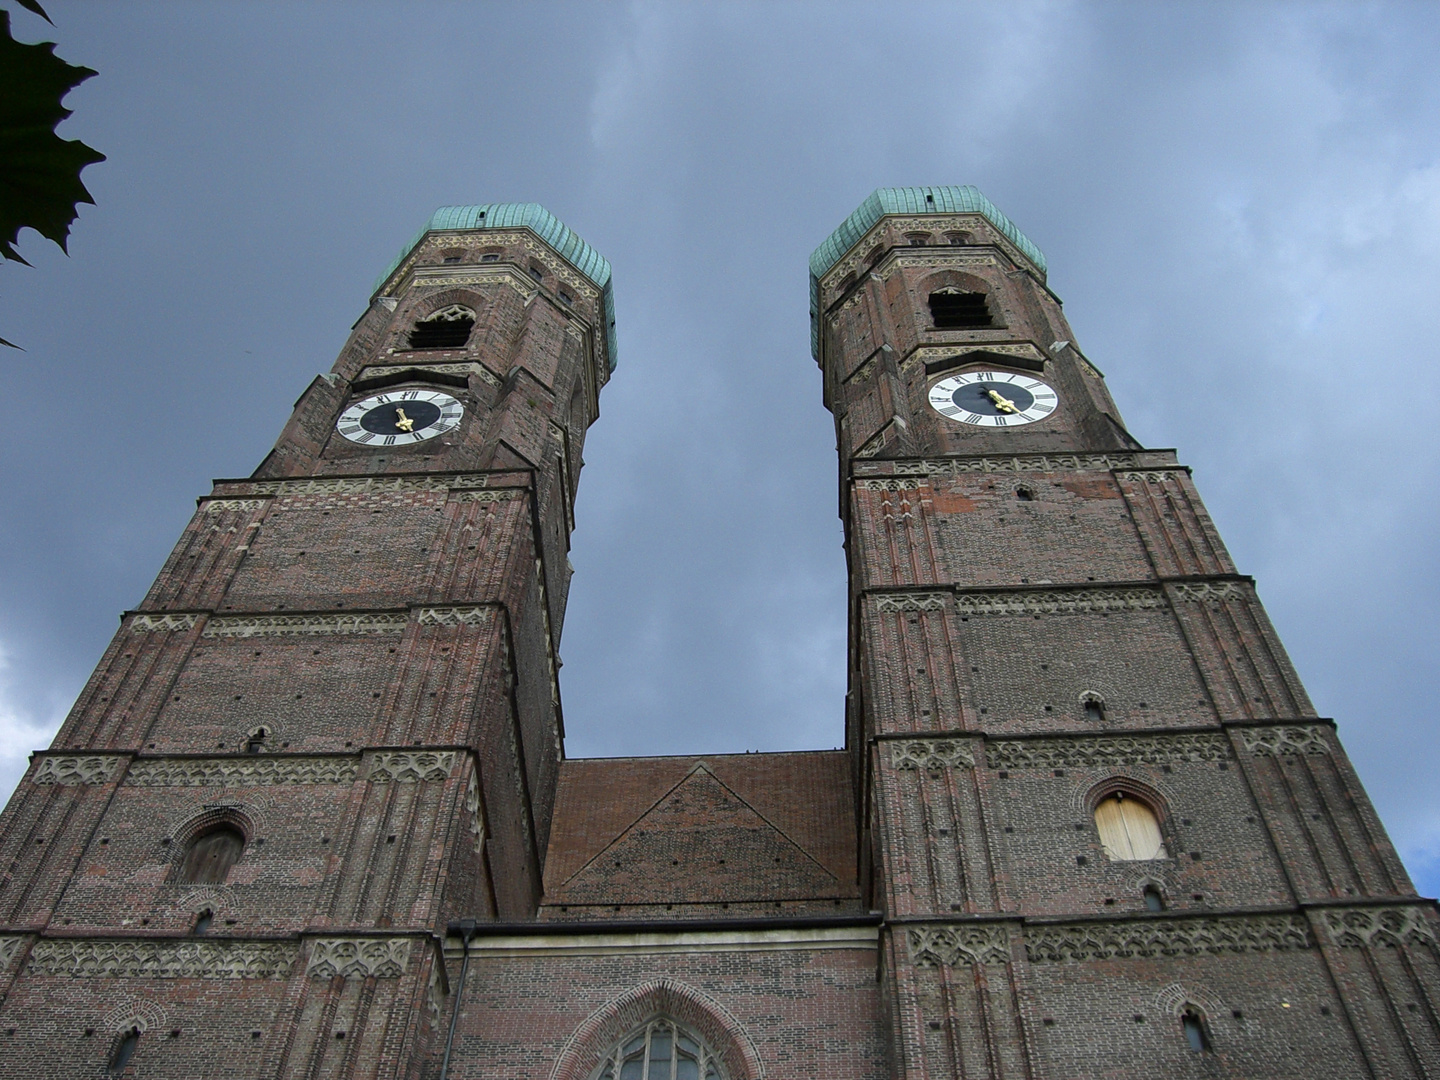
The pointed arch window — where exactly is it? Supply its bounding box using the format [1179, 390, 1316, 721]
[589, 1017, 725, 1080]
[178, 825, 245, 884]
[1094, 792, 1167, 861]
[108, 1027, 141, 1073]
[1181, 1007, 1211, 1052]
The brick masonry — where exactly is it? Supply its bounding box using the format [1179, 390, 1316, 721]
[0, 199, 1435, 1079]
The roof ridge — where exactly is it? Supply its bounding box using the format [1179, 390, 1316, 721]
[556, 762, 839, 889]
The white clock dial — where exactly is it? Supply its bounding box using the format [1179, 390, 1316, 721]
[927, 370, 1058, 427]
[336, 389, 464, 446]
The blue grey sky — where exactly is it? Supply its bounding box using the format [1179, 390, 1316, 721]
[4, 2, 1439, 889]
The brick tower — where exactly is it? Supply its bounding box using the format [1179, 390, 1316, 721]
[1, 189, 1437, 1080]
[813, 186, 1440, 1077]
[0, 203, 614, 1078]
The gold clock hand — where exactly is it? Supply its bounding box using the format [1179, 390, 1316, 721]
[394, 407, 415, 432]
[986, 389, 1019, 414]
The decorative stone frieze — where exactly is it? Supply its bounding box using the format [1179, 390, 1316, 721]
[360, 361, 503, 389]
[33, 755, 126, 786]
[1024, 913, 1311, 963]
[201, 499, 268, 512]
[854, 478, 924, 491]
[1236, 725, 1331, 757]
[449, 489, 522, 503]
[985, 733, 1230, 771]
[130, 613, 200, 633]
[1169, 581, 1246, 603]
[954, 586, 1164, 617]
[27, 938, 296, 979]
[890, 739, 976, 771]
[0, 936, 27, 968]
[427, 954, 446, 1024]
[248, 474, 490, 495]
[872, 592, 950, 613]
[306, 937, 411, 979]
[1115, 470, 1190, 484]
[413, 606, 493, 626]
[907, 924, 1011, 967]
[202, 612, 409, 638]
[367, 752, 455, 783]
[1322, 906, 1436, 949]
[465, 770, 485, 852]
[125, 756, 358, 787]
[884, 453, 1140, 476]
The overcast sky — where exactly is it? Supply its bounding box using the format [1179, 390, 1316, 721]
[3, 1, 1439, 892]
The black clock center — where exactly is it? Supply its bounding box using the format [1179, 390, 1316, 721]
[950, 381, 1036, 415]
[359, 400, 442, 434]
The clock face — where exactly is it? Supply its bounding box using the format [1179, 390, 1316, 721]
[336, 389, 463, 446]
[928, 370, 1058, 427]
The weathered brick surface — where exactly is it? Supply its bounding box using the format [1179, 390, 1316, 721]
[813, 202, 1438, 1077]
[2, 199, 1435, 1080]
[443, 945, 886, 1080]
[0, 220, 597, 1077]
[540, 753, 861, 920]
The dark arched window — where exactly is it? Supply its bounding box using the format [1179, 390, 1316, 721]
[589, 1017, 725, 1080]
[193, 908, 214, 935]
[408, 305, 475, 350]
[928, 289, 993, 329]
[179, 826, 245, 884]
[109, 1027, 140, 1073]
[1081, 694, 1106, 723]
[1181, 1008, 1211, 1052]
[1143, 885, 1165, 912]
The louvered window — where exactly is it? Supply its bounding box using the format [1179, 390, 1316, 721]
[1094, 793, 1167, 861]
[928, 290, 993, 329]
[589, 1018, 725, 1080]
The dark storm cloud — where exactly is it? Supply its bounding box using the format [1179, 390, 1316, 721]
[3, 3, 1438, 887]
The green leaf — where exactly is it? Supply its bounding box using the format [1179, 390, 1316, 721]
[11, 1, 54, 26]
[0, 9, 105, 265]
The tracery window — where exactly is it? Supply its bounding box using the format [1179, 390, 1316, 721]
[928, 289, 993, 329]
[408, 305, 475, 350]
[1094, 792, 1167, 861]
[589, 1017, 725, 1080]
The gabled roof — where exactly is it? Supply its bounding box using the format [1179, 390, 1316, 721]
[374, 203, 617, 371]
[808, 186, 1047, 358]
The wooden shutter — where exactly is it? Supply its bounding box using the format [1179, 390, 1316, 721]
[1094, 794, 1167, 861]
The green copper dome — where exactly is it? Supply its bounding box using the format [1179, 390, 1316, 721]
[808, 186, 1046, 358]
[375, 203, 617, 371]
